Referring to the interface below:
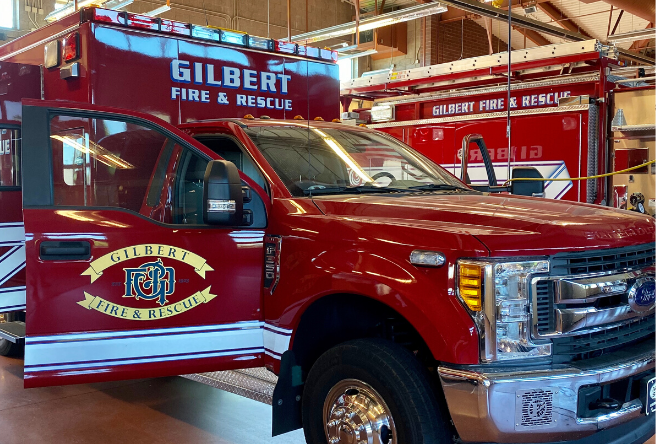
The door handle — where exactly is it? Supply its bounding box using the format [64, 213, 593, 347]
[40, 241, 91, 261]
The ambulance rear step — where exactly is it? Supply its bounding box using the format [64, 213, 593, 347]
[183, 367, 277, 405]
[0, 321, 26, 343]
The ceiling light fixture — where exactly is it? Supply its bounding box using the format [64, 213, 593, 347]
[143, 0, 171, 17]
[607, 28, 656, 44]
[45, 0, 134, 22]
[280, 2, 447, 43]
[338, 49, 378, 60]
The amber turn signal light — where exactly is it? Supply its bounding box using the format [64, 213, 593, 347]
[458, 263, 482, 311]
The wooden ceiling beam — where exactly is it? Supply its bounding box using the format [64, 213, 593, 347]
[513, 26, 551, 46]
[537, 1, 593, 38]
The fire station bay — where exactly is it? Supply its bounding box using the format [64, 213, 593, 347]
[1, 0, 656, 443]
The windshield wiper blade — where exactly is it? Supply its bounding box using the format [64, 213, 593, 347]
[304, 185, 417, 196]
[407, 184, 472, 192]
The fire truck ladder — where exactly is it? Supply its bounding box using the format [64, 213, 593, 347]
[341, 39, 615, 101]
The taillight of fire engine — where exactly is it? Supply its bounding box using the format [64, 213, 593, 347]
[88, 7, 338, 62]
[62, 33, 79, 63]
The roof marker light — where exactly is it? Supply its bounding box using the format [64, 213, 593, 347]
[331, 118, 341, 123]
[221, 28, 248, 46]
[293, 115, 304, 120]
[249, 35, 274, 51]
[243, 114, 255, 120]
[191, 25, 221, 41]
[319, 48, 334, 61]
[161, 19, 191, 35]
[313, 117, 324, 121]
[91, 8, 126, 24]
[127, 13, 159, 30]
[275, 40, 297, 54]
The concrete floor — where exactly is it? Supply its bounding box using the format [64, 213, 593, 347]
[0, 354, 652, 444]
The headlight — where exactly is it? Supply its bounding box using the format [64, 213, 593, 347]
[457, 259, 552, 362]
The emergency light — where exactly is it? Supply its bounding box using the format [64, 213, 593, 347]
[46, 7, 337, 75]
[79, 7, 337, 62]
[62, 33, 80, 63]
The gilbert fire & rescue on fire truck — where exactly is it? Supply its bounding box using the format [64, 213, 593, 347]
[341, 40, 656, 212]
[0, 8, 654, 444]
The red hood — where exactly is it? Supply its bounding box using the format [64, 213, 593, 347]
[311, 193, 656, 256]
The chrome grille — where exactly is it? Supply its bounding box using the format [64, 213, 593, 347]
[550, 243, 655, 276]
[535, 281, 553, 334]
[532, 243, 655, 363]
[551, 316, 654, 364]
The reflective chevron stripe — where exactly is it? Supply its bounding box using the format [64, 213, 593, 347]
[0, 223, 26, 312]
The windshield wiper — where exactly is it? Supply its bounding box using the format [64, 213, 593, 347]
[304, 185, 418, 196]
[407, 184, 472, 192]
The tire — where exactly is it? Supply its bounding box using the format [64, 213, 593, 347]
[0, 312, 24, 357]
[302, 338, 452, 444]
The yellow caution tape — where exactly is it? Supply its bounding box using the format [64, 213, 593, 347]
[503, 160, 656, 186]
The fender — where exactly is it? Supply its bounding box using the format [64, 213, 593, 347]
[264, 241, 484, 371]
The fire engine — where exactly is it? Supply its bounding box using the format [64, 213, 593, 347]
[341, 40, 656, 213]
[0, 8, 655, 444]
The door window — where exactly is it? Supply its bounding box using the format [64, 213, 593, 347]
[195, 136, 268, 192]
[173, 148, 208, 225]
[0, 128, 20, 188]
[50, 115, 169, 211]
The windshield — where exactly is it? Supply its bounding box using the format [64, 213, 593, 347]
[243, 125, 470, 197]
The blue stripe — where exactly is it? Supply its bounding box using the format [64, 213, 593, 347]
[0, 246, 20, 265]
[26, 321, 264, 343]
[0, 262, 25, 286]
[0, 304, 25, 311]
[25, 348, 265, 373]
[0, 286, 26, 294]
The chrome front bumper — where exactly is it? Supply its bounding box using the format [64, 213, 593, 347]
[438, 343, 655, 443]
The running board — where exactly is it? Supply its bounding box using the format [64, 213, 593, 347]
[183, 368, 278, 405]
[0, 321, 26, 343]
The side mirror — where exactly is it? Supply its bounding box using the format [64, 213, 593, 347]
[203, 160, 243, 225]
[510, 167, 545, 197]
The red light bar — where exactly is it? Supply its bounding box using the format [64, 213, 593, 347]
[301, 45, 320, 58]
[275, 40, 297, 54]
[127, 13, 159, 30]
[161, 19, 191, 36]
[92, 8, 126, 24]
[320, 48, 335, 61]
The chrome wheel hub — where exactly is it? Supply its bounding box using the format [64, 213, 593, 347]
[323, 379, 397, 444]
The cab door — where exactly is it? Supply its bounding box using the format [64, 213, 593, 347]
[21, 100, 268, 388]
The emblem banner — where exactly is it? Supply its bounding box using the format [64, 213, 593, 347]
[77, 286, 217, 320]
[82, 244, 214, 282]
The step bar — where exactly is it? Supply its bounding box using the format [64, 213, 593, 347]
[183, 367, 278, 405]
[0, 321, 26, 343]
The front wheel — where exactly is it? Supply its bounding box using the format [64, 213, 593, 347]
[302, 338, 451, 444]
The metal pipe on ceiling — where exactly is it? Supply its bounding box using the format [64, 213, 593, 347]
[437, 0, 586, 41]
[287, 0, 291, 41]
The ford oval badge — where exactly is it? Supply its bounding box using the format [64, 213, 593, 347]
[629, 277, 655, 312]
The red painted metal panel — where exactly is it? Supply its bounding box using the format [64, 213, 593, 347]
[21, 100, 268, 386]
[0, 62, 40, 124]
